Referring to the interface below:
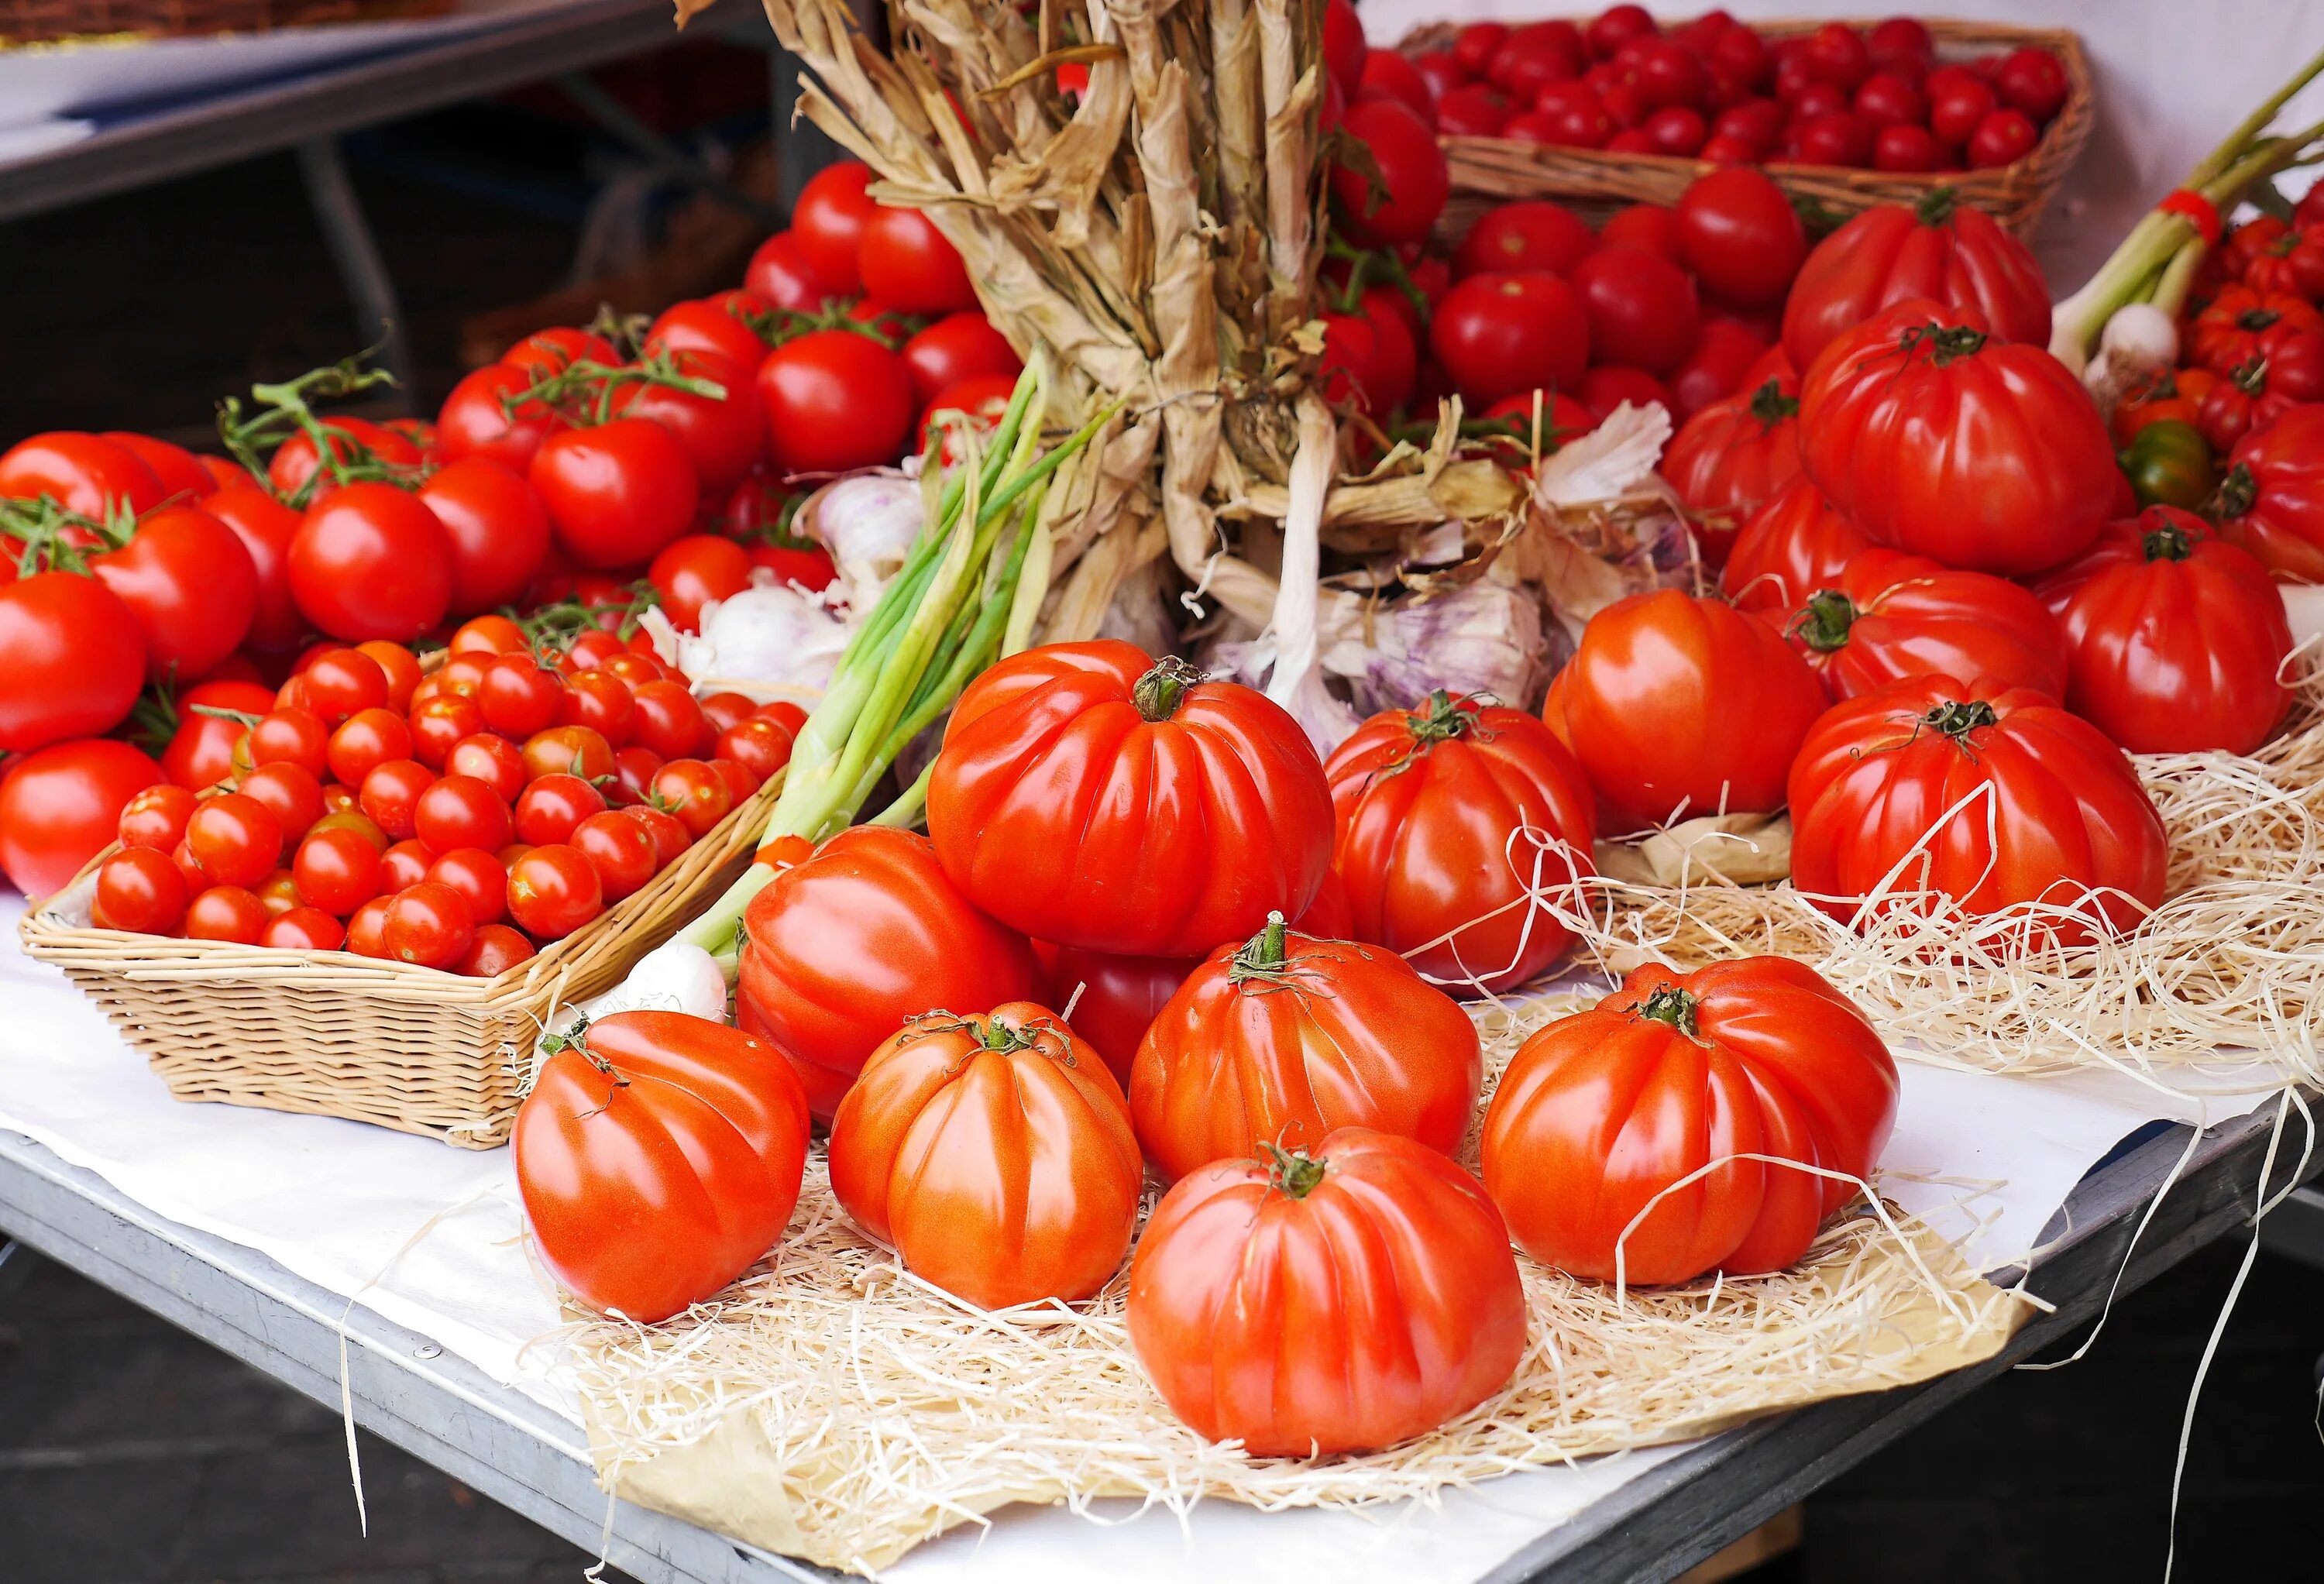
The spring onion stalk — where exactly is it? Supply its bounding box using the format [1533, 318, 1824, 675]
[2052, 44, 2324, 379]
[676, 357, 1119, 957]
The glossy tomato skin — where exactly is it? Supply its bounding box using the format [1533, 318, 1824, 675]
[435, 365, 566, 474]
[1785, 547, 2069, 702]
[528, 420, 700, 571]
[1430, 273, 1590, 407]
[926, 641, 1333, 958]
[1781, 190, 2050, 371]
[827, 1004, 1142, 1310]
[0, 431, 166, 518]
[647, 534, 751, 633]
[161, 679, 275, 790]
[790, 162, 877, 294]
[1452, 200, 1596, 280]
[2030, 507, 2293, 755]
[2214, 405, 2324, 581]
[755, 331, 915, 476]
[199, 486, 306, 653]
[1675, 167, 1808, 310]
[1129, 917, 1482, 1181]
[1569, 246, 1700, 375]
[1787, 673, 2168, 940]
[1043, 944, 1198, 1087]
[1325, 694, 1596, 994]
[94, 847, 190, 934]
[612, 356, 765, 499]
[1481, 957, 1899, 1283]
[0, 572, 144, 752]
[514, 1011, 810, 1322]
[899, 314, 1023, 411]
[645, 297, 771, 376]
[1661, 374, 1803, 565]
[0, 738, 162, 899]
[736, 826, 1044, 1119]
[1719, 478, 1872, 614]
[289, 483, 455, 641]
[1558, 589, 1827, 833]
[417, 459, 552, 616]
[93, 506, 257, 681]
[858, 204, 978, 314]
[1127, 1127, 1526, 1456]
[1331, 98, 1451, 249]
[1797, 299, 2113, 577]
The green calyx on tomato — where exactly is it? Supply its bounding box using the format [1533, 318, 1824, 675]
[2238, 308, 2280, 333]
[1748, 379, 1800, 432]
[1634, 984, 1703, 1039]
[2229, 355, 2267, 397]
[2121, 420, 2218, 510]
[1923, 698, 1999, 741]
[1896, 322, 1989, 367]
[2143, 521, 2197, 561]
[507, 350, 728, 428]
[734, 297, 924, 355]
[1130, 655, 1206, 722]
[1228, 910, 1295, 986]
[1260, 1140, 1329, 1200]
[1913, 185, 1961, 228]
[1789, 588, 1860, 652]
[1323, 232, 1432, 324]
[2210, 460, 2258, 521]
[216, 352, 407, 508]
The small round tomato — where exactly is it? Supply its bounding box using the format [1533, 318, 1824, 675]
[345, 896, 394, 957]
[602, 651, 667, 688]
[756, 331, 915, 476]
[1451, 201, 1596, 280]
[476, 654, 562, 739]
[649, 759, 734, 837]
[500, 326, 617, 382]
[414, 775, 512, 855]
[325, 706, 413, 789]
[383, 881, 476, 968]
[0, 430, 166, 517]
[407, 693, 487, 769]
[610, 354, 765, 500]
[378, 840, 433, 891]
[528, 419, 700, 571]
[571, 809, 658, 902]
[647, 534, 750, 634]
[558, 669, 634, 746]
[514, 774, 607, 846]
[455, 923, 538, 978]
[744, 229, 837, 311]
[710, 757, 758, 803]
[697, 691, 758, 735]
[425, 847, 508, 926]
[357, 759, 435, 841]
[261, 905, 345, 952]
[1967, 107, 2038, 169]
[417, 458, 552, 617]
[95, 847, 191, 934]
[184, 885, 267, 943]
[300, 648, 390, 727]
[1675, 167, 1807, 311]
[118, 782, 198, 851]
[1331, 98, 1449, 248]
[899, 314, 1023, 411]
[521, 725, 615, 785]
[713, 715, 796, 782]
[507, 844, 605, 939]
[185, 792, 283, 888]
[435, 364, 566, 475]
[293, 826, 384, 916]
[239, 761, 324, 840]
[308, 809, 388, 850]
[442, 733, 528, 804]
[157, 679, 266, 790]
[449, 613, 528, 654]
[627, 804, 690, 869]
[1430, 273, 1590, 408]
[789, 161, 877, 293]
[288, 483, 454, 642]
[253, 868, 302, 918]
[858, 204, 978, 314]
[607, 745, 663, 808]
[645, 297, 771, 379]
[627, 681, 709, 760]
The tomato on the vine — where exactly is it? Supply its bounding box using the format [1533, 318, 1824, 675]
[0, 572, 144, 752]
[416, 459, 551, 616]
[790, 162, 878, 294]
[744, 229, 840, 312]
[0, 737, 162, 898]
[436, 364, 567, 474]
[288, 483, 454, 641]
[858, 204, 978, 314]
[159, 678, 273, 790]
[755, 329, 915, 476]
[611, 356, 765, 499]
[898, 314, 1021, 411]
[645, 297, 771, 378]
[0, 431, 167, 518]
[528, 418, 700, 571]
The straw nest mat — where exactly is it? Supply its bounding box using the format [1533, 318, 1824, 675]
[559, 995, 2026, 1575]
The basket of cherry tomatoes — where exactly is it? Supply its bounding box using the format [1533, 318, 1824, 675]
[1374, 7, 2092, 239]
[19, 618, 799, 1149]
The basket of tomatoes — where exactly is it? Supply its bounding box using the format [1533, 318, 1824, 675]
[1378, 9, 2092, 239]
[19, 624, 799, 1149]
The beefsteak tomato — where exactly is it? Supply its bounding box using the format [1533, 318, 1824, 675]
[1045, 944, 1197, 1087]
[1780, 187, 2050, 371]
[827, 1004, 1142, 1311]
[1718, 478, 1872, 614]
[1480, 957, 1899, 1284]
[513, 1012, 810, 1322]
[1783, 547, 2068, 702]
[2212, 404, 2324, 581]
[1126, 1127, 1526, 1456]
[1661, 375, 1803, 565]
[926, 641, 1333, 958]
[0, 737, 163, 899]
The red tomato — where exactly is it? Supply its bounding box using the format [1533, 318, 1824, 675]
[1798, 300, 2113, 577]
[1576, 365, 1673, 423]
[1324, 692, 1596, 994]
[1482, 388, 1595, 449]
[514, 1011, 810, 1321]
[708, 716, 792, 785]
[403, 695, 479, 771]
[2188, 285, 2323, 376]
[1782, 190, 2051, 372]
[0, 432, 166, 518]
[644, 298, 770, 378]
[455, 923, 536, 977]
[1557, 589, 1826, 833]
[735, 826, 1044, 1119]
[1128, 1127, 1525, 1455]
[254, 868, 302, 919]
[372, 840, 427, 892]
[521, 724, 615, 784]
[92, 432, 206, 501]
[514, 774, 607, 847]
[1330, 98, 1449, 249]
[266, 419, 421, 504]
[1041, 944, 1195, 1087]
[506, 844, 604, 938]
[1566, 246, 1700, 376]
[293, 825, 384, 916]
[2214, 406, 2324, 581]
[185, 792, 282, 889]
[236, 762, 325, 843]
[500, 328, 617, 385]
[1453, 20, 1507, 77]
[414, 775, 512, 855]
[1514, 81, 1611, 148]
[299, 647, 390, 726]
[325, 706, 413, 789]
[246, 707, 330, 776]
[1430, 273, 1590, 407]
[473, 655, 559, 740]
[155, 679, 270, 790]
[358, 759, 435, 841]
[648, 758, 732, 837]
[647, 534, 751, 633]
[119, 782, 198, 851]
[383, 881, 474, 967]
[1130, 912, 1482, 1182]
[78, 505, 255, 682]
[2031, 507, 2294, 754]
[856, 204, 978, 314]
[1360, 46, 1437, 122]
[1451, 200, 1595, 280]
[899, 314, 1022, 412]
[339, 895, 390, 956]
[1966, 107, 2037, 168]
[415, 459, 551, 616]
[436, 364, 566, 474]
[355, 641, 421, 713]
[610, 357, 764, 500]
[558, 669, 634, 747]
[628, 681, 709, 761]
[1786, 547, 2068, 702]
[288, 483, 454, 642]
[1482, 957, 1899, 1283]
[528, 420, 700, 571]
[755, 331, 915, 476]
[790, 162, 877, 294]
[827, 1004, 1140, 1309]
[570, 809, 658, 902]
[744, 229, 839, 312]
[927, 641, 1333, 957]
[438, 737, 524, 809]
[1662, 375, 1803, 564]
[626, 804, 689, 869]
[94, 846, 189, 934]
[607, 744, 662, 808]
[198, 486, 305, 654]
[184, 885, 267, 943]
[1436, 81, 1513, 136]
[1789, 674, 2168, 940]
[1675, 167, 1807, 311]
[260, 906, 344, 952]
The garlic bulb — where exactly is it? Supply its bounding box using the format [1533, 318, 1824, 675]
[669, 583, 851, 703]
[796, 472, 922, 609]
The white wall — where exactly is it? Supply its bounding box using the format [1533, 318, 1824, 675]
[1366, 0, 2324, 290]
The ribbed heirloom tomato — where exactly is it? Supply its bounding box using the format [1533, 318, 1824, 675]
[1797, 299, 2115, 576]
[736, 826, 1043, 1119]
[1325, 691, 1596, 994]
[1780, 188, 2051, 371]
[1127, 1127, 1526, 1456]
[514, 1012, 810, 1322]
[1553, 589, 1827, 833]
[2212, 405, 2324, 582]
[1788, 674, 2169, 941]
[2031, 507, 2293, 755]
[1784, 548, 2068, 702]
[827, 1005, 1142, 1311]
[1660, 376, 1803, 565]
[926, 641, 1333, 958]
[1043, 944, 1196, 1087]
[1480, 957, 1899, 1285]
[1129, 913, 1483, 1182]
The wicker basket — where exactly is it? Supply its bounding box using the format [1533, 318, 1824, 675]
[1, 0, 453, 46]
[1399, 17, 2094, 241]
[20, 769, 785, 1149]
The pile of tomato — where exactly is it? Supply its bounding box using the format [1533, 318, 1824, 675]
[79, 619, 803, 967]
[1380, 5, 2068, 173]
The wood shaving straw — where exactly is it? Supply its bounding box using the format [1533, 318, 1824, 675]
[559, 1002, 2021, 1575]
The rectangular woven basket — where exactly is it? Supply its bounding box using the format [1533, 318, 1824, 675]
[19, 769, 784, 1149]
[1, 0, 452, 46]
[1398, 16, 2094, 240]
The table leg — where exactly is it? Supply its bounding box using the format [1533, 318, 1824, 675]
[0, 1237, 41, 1305]
[295, 136, 418, 403]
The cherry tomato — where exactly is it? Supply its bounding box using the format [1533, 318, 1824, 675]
[0, 431, 166, 517]
[1569, 246, 1700, 375]
[521, 724, 615, 784]
[185, 792, 283, 889]
[0, 572, 145, 753]
[408, 693, 487, 769]
[621, 680, 705, 761]
[710, 757, 758, 803]
[696, 691, 758, 735]
[648, 759, 732, 838]
[358, 759, 435, 841]
[556, 669, 634, 747]
[383, 880, 475, 967]
[1925, 67, 1997, 146]
[528, 420, 700, 571]
[612, 355, 765, 500]
[607, 745, 663, 809]
[507, 844, 605, 939]
[266, 419, 421, 505]
[898, 314, 1022, 411]
[293, 825, 384, 916]
[261, 905, 345, 952]
[449, 612, 530, 654]
[425, 847, 508, 926]
[289, 483, 454, 642]
[858, 204, 978, 314]
[713, 714, 796, 783]
[514, 773, 607, 846]
[348, 641, 418, 713]
[500, 326, 617, 383]
[414, 775, 512, 855]
[1430, 273, 1590, 407]
[570, 809, 658, 902]
[298, 648, 390, 727]
[435, 364, 567, 474]
[184, 885, 267, 943]
[1436, 81, 1513, 136]
[744, 229, 838, 312]
[378, 839, 432, 892]
[1966, 107, 2038, 169]
[159, 678, 273, 790]
[1995, 46, 2068, 122]
[416, 459, 551, 617]
[94, 847, 190, 934]
[253, 869, 302, 918]
[455, 923, 538, 978]
[647, 534, 751, 634]
[601, 651, 667, 689]
[790, 162, 877, 294]
[645, 297, 772, 377]
[1674, 167, 1807, 311]
[344, 896, 393, 957]
[326, 707, 414, 789]
[435, 651, 493, 701]
[755, 331, 915, 475]
[239, 761, 325, 840]
[119, 782, 198, 851]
